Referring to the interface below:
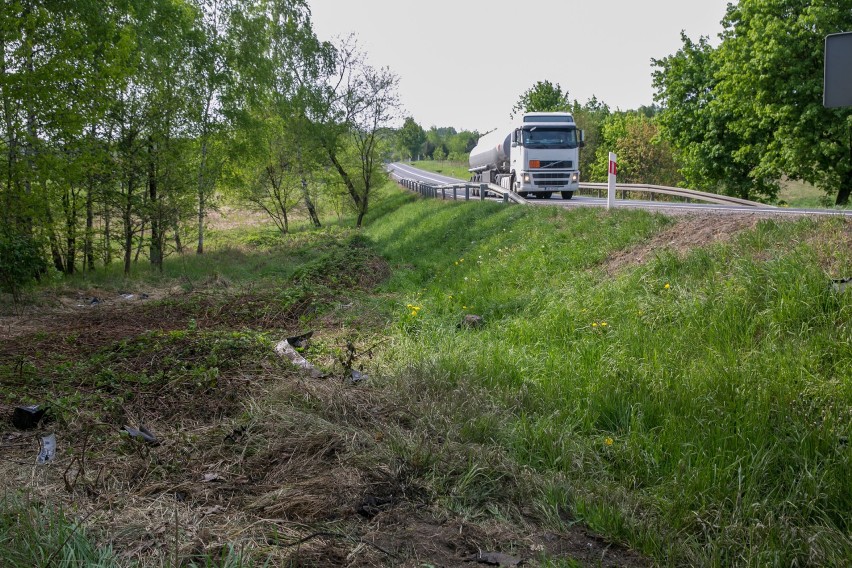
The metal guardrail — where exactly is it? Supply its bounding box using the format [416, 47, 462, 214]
[391, 172, 528, 205]
[578, 182, 770, 208]
[391, 170, 771, 208]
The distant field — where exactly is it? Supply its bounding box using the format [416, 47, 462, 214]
[409, 159, 470, 180]
[778, 178, 832, 208]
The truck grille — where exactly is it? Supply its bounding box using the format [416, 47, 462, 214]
[533, 172, 571, 183]
[536, 160, 573, 169]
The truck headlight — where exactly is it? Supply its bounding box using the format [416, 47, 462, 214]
[523, 174, 530, 183]
[571, 172, 579, 182]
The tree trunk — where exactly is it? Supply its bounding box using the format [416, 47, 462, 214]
[123, 178, 134, 276]
[44, 206, 65, 272]
[197, 137, 207, 254]
[103, 199, 112, 266]
[297, 149, 320, 227]
[326, 147, 362, 210]
[836, 169, 852, 206]
[85, 179, 94, 271]
[836, 127, 852, 206]
[148, 138, 162, 270]
[174, 222, 183, 254]
[61, 186, 77, 275]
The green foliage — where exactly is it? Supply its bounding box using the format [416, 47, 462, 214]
[511, 80, 571, 118]
[0, 232, 46, 299]
[654, 2, 852, 204]
[398, 117, 427, 160]
[653, 33, 778, 201]
[591, 112, 682, 186]
[570, 96, 610, 181]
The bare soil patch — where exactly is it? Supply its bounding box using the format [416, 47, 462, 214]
[601, 213, 761, 275]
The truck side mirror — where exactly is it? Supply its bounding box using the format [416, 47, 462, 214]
[511, 129, 519, 147]
[578, 129, 586, 148]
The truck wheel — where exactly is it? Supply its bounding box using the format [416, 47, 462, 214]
[561, 191, 574, 200]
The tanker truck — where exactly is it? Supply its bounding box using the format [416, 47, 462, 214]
[469, 112, 584, 199]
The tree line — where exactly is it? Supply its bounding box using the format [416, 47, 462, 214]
[407, 1, 852, 205]
[1, 0, 399, 296]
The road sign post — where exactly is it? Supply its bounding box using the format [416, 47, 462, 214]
[607, 152, 617, 210]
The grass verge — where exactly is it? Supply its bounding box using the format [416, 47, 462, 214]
[1, 181, 850, 566]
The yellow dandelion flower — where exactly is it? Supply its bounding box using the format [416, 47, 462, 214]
[601, 322, 608, 327]
[664, 283, 671, 290]
[592, 323, 598, 328]
[605, 437, 613, 446]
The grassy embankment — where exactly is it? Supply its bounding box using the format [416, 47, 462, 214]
[1, 181, 850, 566]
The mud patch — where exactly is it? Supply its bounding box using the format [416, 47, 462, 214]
[601, 213, 761, 275]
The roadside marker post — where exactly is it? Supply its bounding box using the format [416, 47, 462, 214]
[607, 152, 617, 210]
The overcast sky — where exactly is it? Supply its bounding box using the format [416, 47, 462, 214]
[307, 0, 730, 132]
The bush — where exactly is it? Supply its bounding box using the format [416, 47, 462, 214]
[0, 232, 46, 299]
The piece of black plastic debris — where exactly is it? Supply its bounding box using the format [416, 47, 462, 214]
[286, 330, 314, 349]
[122, 425, 161, 446]
[356, 494, 394, 518]
[12, 405, 46, 430]
[224, 425, 246, 443]
[89, 297, 101, 305]
[832, 278, 851, 293]
[37, 433, 56, 464]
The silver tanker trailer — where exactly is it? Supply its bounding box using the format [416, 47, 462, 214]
[468, 112, 584, 200]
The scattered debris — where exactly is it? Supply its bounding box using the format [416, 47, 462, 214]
[202, 472, 224, 483]
[122, 425, 161, 446]
[831, 277, 851, 293]
[36, 433, 56, 464]
[12, 404, 47, 430]
[224, 425, 247, 443]
[465, 550, 523, 566]
[350, 369, 367, 384]
[119, 292, 151, 301]
[356, 494, 394, 518]
[286, 330, 314, 349]
[458, 314, 485, 329]
[275, 339, 323, 378]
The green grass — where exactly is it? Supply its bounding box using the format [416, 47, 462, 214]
[0, 495, 117, 567]
[409, 160, 471, 181]
[3, 182, 851, 565]
[777, 179, 834, 208]
[361, 186, 852, 566]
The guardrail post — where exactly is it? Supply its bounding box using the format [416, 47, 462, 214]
[453, 186, 457, 200]
[479, 183, 487, 201]
[502, 193, 508, 204]
[465, 184, 470, 201]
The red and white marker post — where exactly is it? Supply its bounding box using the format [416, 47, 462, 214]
[607, 152, 617, 210]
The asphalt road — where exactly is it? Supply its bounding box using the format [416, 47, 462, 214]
[389, 162, 852, 218]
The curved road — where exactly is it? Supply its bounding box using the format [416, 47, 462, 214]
[390, 162, 852, 218]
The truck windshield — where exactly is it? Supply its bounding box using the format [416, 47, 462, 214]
[522, 127, 578, 149]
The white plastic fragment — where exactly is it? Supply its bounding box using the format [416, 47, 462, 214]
[275, 340, 323, 378]
[37, 433, 56, 464]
